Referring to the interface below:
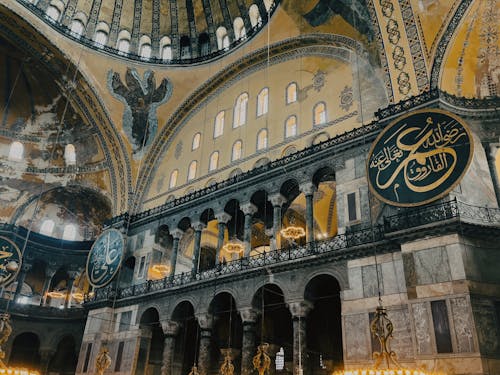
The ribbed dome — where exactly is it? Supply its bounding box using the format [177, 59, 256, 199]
[19, 0, 279, 63]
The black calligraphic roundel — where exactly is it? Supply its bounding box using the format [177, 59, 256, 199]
[86, 229, 124, 288]
[0, 236, 22, 288]
[367, 109, 473, 207]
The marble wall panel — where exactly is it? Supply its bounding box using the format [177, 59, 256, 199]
[344, 266, 363, 300]
[362, 264, 383, 298]
[414, 247, 451, 284]
[381, 261, 399, 295]
[389, 308, 414, 359]
[472, 298, 499, 354]
[344, 313, 371, 360]
[450, 297, 475, 353]
[412, 302, 433, 355]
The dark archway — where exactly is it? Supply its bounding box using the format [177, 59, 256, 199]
[172, 301, 198, 375]
[304, 275, 343, 373]
[9, 332, 41, 370]
[137, 307, 164, 375]
[48, 335, 78, 375]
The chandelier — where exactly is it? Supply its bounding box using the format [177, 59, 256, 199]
[222, 239, 244, 254]
[46, 291, 65, 299]
[333, 306, 445, 375]
[151, 264, 171, 276]
[280, 226, 305, 239]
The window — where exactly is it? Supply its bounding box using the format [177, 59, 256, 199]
[140, 44, 152, 59]
[94, 31, 108, 47]
[192, 133, 201, 150]
[264, 0, 274, 12]
[257, 129, 268, 151]
[162, 45, 172, 61]
[83, 343, 92, 373]
[431, 300, 453, 353]
[234, 17, 246, 40]
[214, 111, 224, 138]
[8, 141, 23, 161]
[180, 36, 191, 59]
[40, 219, 55, 236]
[62, 224, 77, 240]
[232, 140, 242, 161]
[117, 39, 130, 55]
[285, 115, 297, 138]
[114, 342, 124, 372]
[64, 144, 76, 165]
[216, 27, 228, 50]
[119, 311, 132, 332]
[209, 151, 219, 171]
[314, 102, 327, 125]
[286, 82, 298, 104]
[188, 160, 197, 181]
[257, 88, 269, 116]
[70, 20, 85, 37]
[249, 4, 262, 27]
[233, 93, 248, 128]
[275, 347, 284, 371]
[222, 35, 230, 49]
[46, 5, 60, 21]
[169, 170, 178, 189]
[346, 192, 359, 222]
[138, 256, 146, 278]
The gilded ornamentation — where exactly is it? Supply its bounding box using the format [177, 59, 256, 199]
[339, 86, 353, 111]
[188, 365, 201, 375]
[95, 346, 112, 375]
[252, 343, 271, 375]
[0, 314, 12, 368]
[219, 351, 235, 375]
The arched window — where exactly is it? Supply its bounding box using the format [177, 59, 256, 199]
[46, 5, 61, 21]
[249, 4, 262, 28]
[275, 347, 285, 371]
[209, 151, 219, 171]
[233, 93, 248, 128]
[222, 35, 230, 49]
[257, 129, 268, 151]
[117, 39, 130, 55]
[231, 140, 242, 161]
[264, 0, 274, 12]
[198, 33, 210, 56]
[64, 144, 76, 165]
[140, 44, 152, 59]
[192, 133, 201, 150]
[8, 141, 23, 161]
[214, 111, 225, 138]
[285, 115, 297, 138]
[313, 102, 327, 125]
[234, 17, 246, 40]
[187, 161, 197, 181]
[94, 30, 108, 47]
[216, 27, 229, 50]
[169, 170, 178, 189]
[162, 45, 172, 61]
[40, 219, 55, 236]
[257, 88, 269, 116]
[286, 82, 298, 104]
[180, 36, 191, 59]
[62, 224, 77, 241]
[70, 20, 85, 37]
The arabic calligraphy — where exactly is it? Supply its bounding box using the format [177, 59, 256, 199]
[86, 229, 124, 288]
[0, 237, 21, 288]
[367, 110, 473, 207]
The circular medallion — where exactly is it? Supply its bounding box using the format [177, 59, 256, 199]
[0, 236, 22, 288]
[367, 109, 474, 207]
[86, 228, 124, 288]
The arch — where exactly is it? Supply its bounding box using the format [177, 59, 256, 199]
[285, 115, 297, 138]
[137, 307, 164, 375]
[192, 132, 201, 150]
[46, 4, 62, 22]
[160, 36, 173, 61]
[233, 17, 246, 40]
[116, 30, 131, 54]
[94, 22, 109, 47]
[170, 301, 197, 375]
[231, 140, 243, 162]
[257, 87, 269, 116]
[233, 92, 249, 128]
[9, 332, 41, 369]
[8, 141, 23, 161]
[228, 168, 242, 178]
[69, 19, 85, 38]
[180, 35, 191, 59]
[209, 151, 219, 172]
[187, 160, 197, 181]
[216, 26, 229, 50]
[214, 111, 224, 138]
[281, 145, 297, 157]
[249, 4, 262, 28]
[198, 33, 210, 56]
[62, 224, 77, 240]
[311, 131, 330, 145]
[264, 0, 274, 12]
[48, 335, 78, 374]
[253, 157, 270, 169]
[286, 82, 298, 104]
[313, 102, 327, 126]
[169, 169, 178, 189]
[139, 35, 152, 59]
[40, 219, 55, 236]
[256, 129, 268, 151]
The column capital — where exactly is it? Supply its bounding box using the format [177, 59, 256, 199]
[162, 320, 182, 336]
[239, 307, 258, 323]
[196, 313, 214, 330]
[170, 228, 184, 240]
[215, 212, 232, 224]
[269, 193, 287, 207]
[240, 202, 257, 215]
[299, 182, 316, 196]
[288, 300, 314, 318]
[192, 221, 206, 232]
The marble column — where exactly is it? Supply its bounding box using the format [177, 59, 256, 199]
[64, 271, 79, 308]
[269, 193, 287, 250]
[240, 308, 258, 375]
[14, 263, 32, 304]
[299, 183, 317, 244]
[39, 348, 55, 375]
[484, 142, 500, 206]
[169, 229, 184, 277]
[215, 212, 231, 264]
[191, 221, 206, 275]
[40, 265, 57, 306]
[197, 313, 213, 375]
[289, 301, 313, 375]
[241, 203, 257, 257]
[161, 321, 181, 375]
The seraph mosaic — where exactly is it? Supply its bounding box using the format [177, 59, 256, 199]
[108, 68, 172, 158]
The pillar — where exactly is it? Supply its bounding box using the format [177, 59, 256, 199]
[64, 270, 79, 308]
[215, 212, 231, 264]
[240, 308, 258, 375]
[14, 263, 32, 304]
[299, 183, 316, 243]
[289, 301, 313, 375]
[484, 142, 500, 206]
[169, 229, 184, 277]
[196, 313, 213, 375]
[269, 193, 287, 250]
[191, 221, 206, 275]
[161, 321, 181, 375]
[40, 265, 57, 306]
[241, 203, 257, 257]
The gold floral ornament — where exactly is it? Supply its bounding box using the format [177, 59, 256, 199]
[188, 365, 200, 375]
[219, 351, 234, 375]
[252, 343, 271, 375]
[280, 226, 305, 240]
[222, 239, 244, 254]
[95, 346, 112, 375]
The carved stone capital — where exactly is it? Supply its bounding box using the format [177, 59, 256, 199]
[192, 221, 206, 232]
[162, 320, 181, 336]
[169, 228, 184, 240]
[299, 182, 316, 196]
[288, 300, 313, 318]
[196, 313, 213, 330]
[240, 202, 257, 216]
[269, 193, 287, 207]
[239, 307, 258, 323]
[215, 212, 232, 224]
